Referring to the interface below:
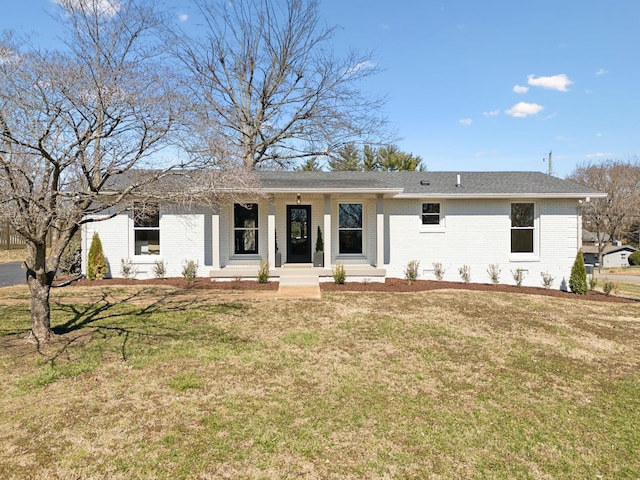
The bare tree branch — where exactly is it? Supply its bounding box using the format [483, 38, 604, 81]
[171, 0, 388, 170]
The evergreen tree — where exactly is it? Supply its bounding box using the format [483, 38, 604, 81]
[87, 232, 108, 281]
[327, 143, 363, 171]
[295, 157, 322, 171]
[568, 250, 588, 294]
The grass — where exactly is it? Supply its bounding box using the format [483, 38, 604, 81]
[1, 284, 639, 478]
[0, 248, 26, 264]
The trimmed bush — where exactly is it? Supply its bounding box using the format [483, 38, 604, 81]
[404, 260, 420, 284]
[153, 259, 167, 278]
[87, 232, 108, 280]
[458, 265, 470, 284]
[487, 264, 500, 285]
[628, 250, 640, 266]
[315, 226, 324, 253]
[332, 263, 346, 284]
[432, 262, 445, 281]
[568, 250, 588, 294]
[257, 258, 270, 283]
[540, 271, 554, 290]
[182, 260, 198, 281]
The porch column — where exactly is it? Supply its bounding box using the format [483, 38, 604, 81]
[324, 195, 331, 267]
[211, 208, 220, 270]
[268, 197, 276, 267]
[376, 195, 384, 267]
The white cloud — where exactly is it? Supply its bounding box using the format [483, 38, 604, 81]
[596, 68, 607, 76]
[346, 60, 376, 74]
[178, 13, 189, 22]
[596, 132, 603, 137]
[459, 118, 473, 126]
[54, 0, 121, 17]
[483, 109, 500, 117]
[527, 74, 573, 92]
[586, 152, 613, 159]
[513, 85, 529, 94]
[505, 102, 544, 118]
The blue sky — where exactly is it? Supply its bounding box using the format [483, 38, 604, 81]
[2, 1, 638, 177]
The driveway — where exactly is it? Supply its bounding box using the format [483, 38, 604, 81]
[594, 272, 640, 285]
[0, 262, 25, 287]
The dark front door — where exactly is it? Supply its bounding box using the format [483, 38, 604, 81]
[287, 205, 311, 263]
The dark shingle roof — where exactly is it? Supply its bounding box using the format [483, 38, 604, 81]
[256, 171, 605, 198]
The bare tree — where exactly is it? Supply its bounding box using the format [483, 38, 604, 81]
[173, 0, 387, 170]
[567, 158, 640, 267]
[0, 0, 254, 344]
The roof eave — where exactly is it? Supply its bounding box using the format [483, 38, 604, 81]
[394, 192, 608, 199]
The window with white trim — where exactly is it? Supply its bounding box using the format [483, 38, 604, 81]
[133, 205, 160, 255]
[338, 203, 363, 254]
[234, 203, 258, 255]
[510, 203, 534, 253]
[422, 202, 441, 225]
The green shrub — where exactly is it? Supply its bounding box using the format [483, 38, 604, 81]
[181, 259, 198, 281]
[628, 250, 640, 266]
[589, 275, 598, 291]
[153, 259, 167, 278]
[487, 264, 500, 285]
[602, 278, 615, 296]
[257, 258, 270, 283]
[87, 232, 108, 280]
[569, 250, 588, 294]
[404, 260, 420, 284]
[59, 239, 81, 275]
[332, 263, 346, 284]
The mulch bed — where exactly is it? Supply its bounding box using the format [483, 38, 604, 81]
[60, 276, 637, 303]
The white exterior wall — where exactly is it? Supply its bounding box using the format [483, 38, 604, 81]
[384, 198, 580, 288]
[83, 196, 582, 288]
[82, 207, 211, 279]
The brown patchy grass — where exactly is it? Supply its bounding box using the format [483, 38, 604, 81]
[0, 248, 25, 264]
[0, 285, 639, 479]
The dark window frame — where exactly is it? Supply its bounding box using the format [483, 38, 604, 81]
[133, 204, 160, 255]
[510, 202, 535, 254]
[338, 203, 363, 255]
[234, 203, 259, 255]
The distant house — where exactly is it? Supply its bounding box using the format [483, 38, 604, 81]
[82, 170, 605, 289]
[583, 244, 637, 268]
[582, 230, 611, 245]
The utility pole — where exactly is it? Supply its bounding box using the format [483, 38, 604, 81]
[543, 150, 553, 176]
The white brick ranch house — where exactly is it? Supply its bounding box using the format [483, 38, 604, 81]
[81, 171, 605, 288]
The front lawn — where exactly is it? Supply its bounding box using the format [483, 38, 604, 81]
[1, 285, 639, 479]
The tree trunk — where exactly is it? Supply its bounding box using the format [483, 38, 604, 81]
[25, 242, 56, 343]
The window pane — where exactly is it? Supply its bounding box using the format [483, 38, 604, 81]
[511, 229, 533, 253]
[422, 215, 440, 225]
[135, 230, 160, 255]
[511, 203, 534, 227]
[234, 204, 258, 228]
[422, 203, 440, 214]
[339, 204, 362, 229]
[339, 230, 362, 254]
[235, 230, 258, 254]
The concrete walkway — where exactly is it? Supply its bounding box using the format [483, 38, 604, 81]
[276, 265, 321, 299]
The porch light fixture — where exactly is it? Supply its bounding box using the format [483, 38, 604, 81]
[296, 193, 301, 204]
